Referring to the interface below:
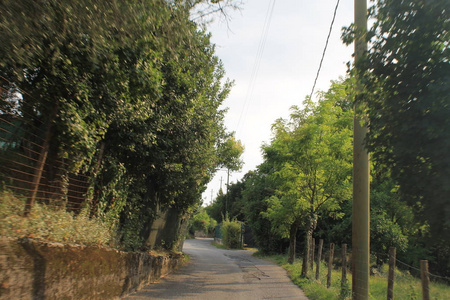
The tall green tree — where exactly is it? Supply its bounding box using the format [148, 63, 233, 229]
[217, 134, 245, 172]
[241, 167, 289, 254]
[189, 207, 217, 236]
[206, 178, 246, 222]
[356, 0, 450, 274]
[262, 81, 353, 272]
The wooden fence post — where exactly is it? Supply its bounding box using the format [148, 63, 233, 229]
[387, 247, 396, 300]
[341, 244, 347, 292]
[316, 239, 324, 280]
[327, 243, 335, 288]
[420, 260, 430, 300]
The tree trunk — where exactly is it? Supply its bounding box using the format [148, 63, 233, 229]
[301, 234, 311, 277]
[24, 104, 58, 216]
[301, 214, 318, 277]
[288, 222, 299, 264]
[310, 238, 315, 271]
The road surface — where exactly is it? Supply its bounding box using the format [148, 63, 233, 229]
[123, 238, 308, 299]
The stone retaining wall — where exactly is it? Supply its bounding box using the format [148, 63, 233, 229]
[0, 237, 184, 299]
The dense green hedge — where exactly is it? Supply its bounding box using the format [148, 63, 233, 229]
[222, 219, 242, 249]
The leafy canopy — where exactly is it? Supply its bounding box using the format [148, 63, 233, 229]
[262, 81, 353, 238]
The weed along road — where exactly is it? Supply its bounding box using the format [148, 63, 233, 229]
[123, 238, 308, 299]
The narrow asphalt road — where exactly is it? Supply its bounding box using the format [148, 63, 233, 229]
[123, 238, 308, 300]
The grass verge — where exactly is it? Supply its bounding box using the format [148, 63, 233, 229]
[211, 241, 229, 250]
[183, 253, 191, 264]
[0, 191, 118, 247]
[254, 253, 450, 300]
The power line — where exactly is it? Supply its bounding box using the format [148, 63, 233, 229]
[309, 0, 341, 101]
[235, 0, 276, 132]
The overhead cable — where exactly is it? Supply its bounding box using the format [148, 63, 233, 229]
[235, 0, 277, 132]
[309, 0, 341, 101]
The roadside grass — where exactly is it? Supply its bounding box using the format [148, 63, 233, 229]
[0, 191, 118, 247]
[211, 241, 229, 250]
[210, 241, 257, 251]
[210, 240, 258, 253]
[254, 252, 450, 300]
[183, 253, 190, 264]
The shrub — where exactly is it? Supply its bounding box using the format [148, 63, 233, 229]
[0, 191, 118, 247]
[222, 218, 242, 249]
[188, 208, 217, 236]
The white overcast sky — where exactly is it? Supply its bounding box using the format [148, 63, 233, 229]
[202, 0, 356, 204]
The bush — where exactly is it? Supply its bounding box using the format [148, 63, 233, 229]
[0, 191, 118, 247]
[222, 218, 242, 249]
[188, 208, 217, 237]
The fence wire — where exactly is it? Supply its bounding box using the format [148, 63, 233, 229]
[1, 80, 92, 214]
[302, 239, 450, 299]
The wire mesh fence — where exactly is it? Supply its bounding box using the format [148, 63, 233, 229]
[1, 77, 93, 216]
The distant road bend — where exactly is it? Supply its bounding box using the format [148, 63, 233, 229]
[123, 238, 308, 299]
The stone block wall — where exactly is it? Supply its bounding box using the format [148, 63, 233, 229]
[0, 237, 184, 299]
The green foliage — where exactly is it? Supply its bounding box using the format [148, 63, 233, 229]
[370, 174, 411, 262]
[206, 179, 246, 223]
[211, 241, 228, 250]
[204, 191, 224, 223]
[261, 80, 353, 266]
[189, 207, 217, 235]
[117, 193, 149, 251]
[354, 0, 450, 276]
[316, 171, 422, 264]
[0, 0, 240, 251]
[240, 169, 288, 255]
[221, 218, 242, 249]
[365, 0, 450, 228]
[258, 252, 450, 300]
[216, 134, 245, 171]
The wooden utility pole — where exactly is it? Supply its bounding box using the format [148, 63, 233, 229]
[352, 0, 370, 299]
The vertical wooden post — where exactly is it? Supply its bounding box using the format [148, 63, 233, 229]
[310, 238, 316, 271]
[316, 239, 324, 280]
[387, 247, 396, 300]
[341, 244, 348, 292]
[420, 260, 430, 300]
[327, 243, 335, 288]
